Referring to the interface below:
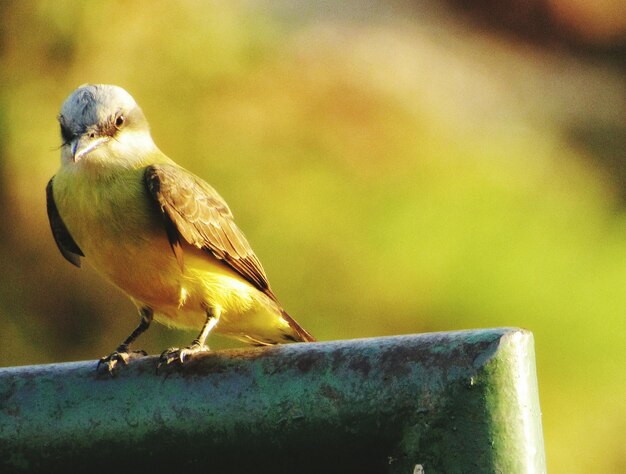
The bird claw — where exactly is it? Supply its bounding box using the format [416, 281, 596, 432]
[157, 344, 210, 371]
[97, 349, 147, 375]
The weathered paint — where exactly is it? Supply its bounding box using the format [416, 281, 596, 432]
[0, 328, 545, 473]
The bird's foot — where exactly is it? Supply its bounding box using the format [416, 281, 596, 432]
[97, 349, 147, 375]
[157, 343, 210, 370]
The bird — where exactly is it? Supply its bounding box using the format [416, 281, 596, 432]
[47, 84, 315, 373]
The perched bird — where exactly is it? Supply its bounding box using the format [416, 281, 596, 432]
[47, 84, 315, 373]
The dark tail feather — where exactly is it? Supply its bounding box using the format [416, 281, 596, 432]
[280, 309, 316, 342]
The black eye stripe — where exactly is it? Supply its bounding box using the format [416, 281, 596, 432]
[60, 124, 74, 144]
[58, 109, 132, 144]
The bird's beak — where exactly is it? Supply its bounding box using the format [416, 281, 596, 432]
[71, 134, 109, 162]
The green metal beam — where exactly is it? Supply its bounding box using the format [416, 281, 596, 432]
[0, 328, 545, 473]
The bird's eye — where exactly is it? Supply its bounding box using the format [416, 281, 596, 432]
[114, 115, 125, 129]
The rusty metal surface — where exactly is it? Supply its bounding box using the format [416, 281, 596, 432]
[0, 328, 545, 473]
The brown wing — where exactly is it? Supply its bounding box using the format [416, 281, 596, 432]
[144, 164, 273, 296]
[46, 178, 84, 267]
[145, 164, 316, 343]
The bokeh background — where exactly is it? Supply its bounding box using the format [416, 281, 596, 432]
[1, 1, 624, 471]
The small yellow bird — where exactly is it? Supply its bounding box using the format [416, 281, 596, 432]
[47, 84, 314, 372]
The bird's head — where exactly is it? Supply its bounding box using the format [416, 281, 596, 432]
[58, 84, 156, 168]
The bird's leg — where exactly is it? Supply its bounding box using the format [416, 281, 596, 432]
[97, 307, 153, 374]
[158, 306, 220, 368]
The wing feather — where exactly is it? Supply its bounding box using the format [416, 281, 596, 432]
[145, 164, 273, 296]
[46, 178, 84, 267]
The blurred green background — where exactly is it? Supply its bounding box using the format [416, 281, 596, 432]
[1, 1, 624, 471]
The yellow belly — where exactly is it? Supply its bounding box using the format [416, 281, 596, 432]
[52, 166, 292, 344]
